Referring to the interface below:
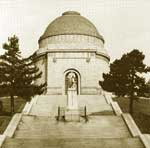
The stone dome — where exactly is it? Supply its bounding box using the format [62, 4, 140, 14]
[39, 11, 104, 43]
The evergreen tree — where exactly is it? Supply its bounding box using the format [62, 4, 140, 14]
[16, 54, 46, 101]
[100, 49, 150, 114]
[0, 35, 45, 114]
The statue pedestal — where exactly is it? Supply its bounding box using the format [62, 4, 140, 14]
[67, 88, 78, 110]
[65, 88, 79, 121]
[65, 109, 80, 121]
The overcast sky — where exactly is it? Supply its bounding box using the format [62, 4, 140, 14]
[0, 0, 150, 66]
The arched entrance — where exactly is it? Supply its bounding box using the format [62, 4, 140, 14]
[64, 69, 80, 95]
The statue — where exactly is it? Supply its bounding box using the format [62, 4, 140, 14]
[67, 72, 77, 90]
[66, 72, 78, 109]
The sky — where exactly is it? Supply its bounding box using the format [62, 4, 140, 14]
[0, 0, 150, 67]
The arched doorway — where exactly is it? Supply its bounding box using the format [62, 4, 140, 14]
[64, 69, 80, 95]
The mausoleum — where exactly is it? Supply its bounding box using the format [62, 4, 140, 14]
[34, 11, 110, 95]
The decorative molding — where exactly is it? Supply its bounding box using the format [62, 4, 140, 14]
[96, 53, 110, 62]
[35, 49, 110, 64]
[63, 69, 81, 95]
[39, 34, 105, 45]
[86, 53, 91, 62]
[52, 53, 57, 63]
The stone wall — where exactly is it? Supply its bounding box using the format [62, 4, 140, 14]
[37, 35, 109, 59]
[46, 52, 109, 95]
[35, 34, 110, 95]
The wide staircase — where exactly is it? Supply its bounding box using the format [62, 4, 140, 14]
[1, 95, 146, 148]
[29, 95, 113, 116]
[15, 115, 131, 138]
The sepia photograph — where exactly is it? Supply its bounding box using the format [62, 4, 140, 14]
[0, 0, 150, 147]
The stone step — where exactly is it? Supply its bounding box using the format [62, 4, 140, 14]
[30, 104, 113, 117]
[29, 95, 113, 116]
[2, 137, 145, 148]
[14, 115, 131, 139]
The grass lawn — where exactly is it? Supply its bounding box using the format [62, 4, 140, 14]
[113, 97, 150, 134]
[0, 96, 26, 134]
[0, 116, 11, 134]
[0, 96, 26, 114]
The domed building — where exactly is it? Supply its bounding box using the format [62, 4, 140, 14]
[35, 11, 110, 95]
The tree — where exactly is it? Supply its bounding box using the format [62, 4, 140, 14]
[16, 54, 46, 101]
[100, 49, 150, 114]
[0, 35, 45, 114]
[145, 80, 150, 97]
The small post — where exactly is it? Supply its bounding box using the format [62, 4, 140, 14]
[58, 106, 60, 121]
[84, 106, 88, 122]
[84, 106, 86, 118]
